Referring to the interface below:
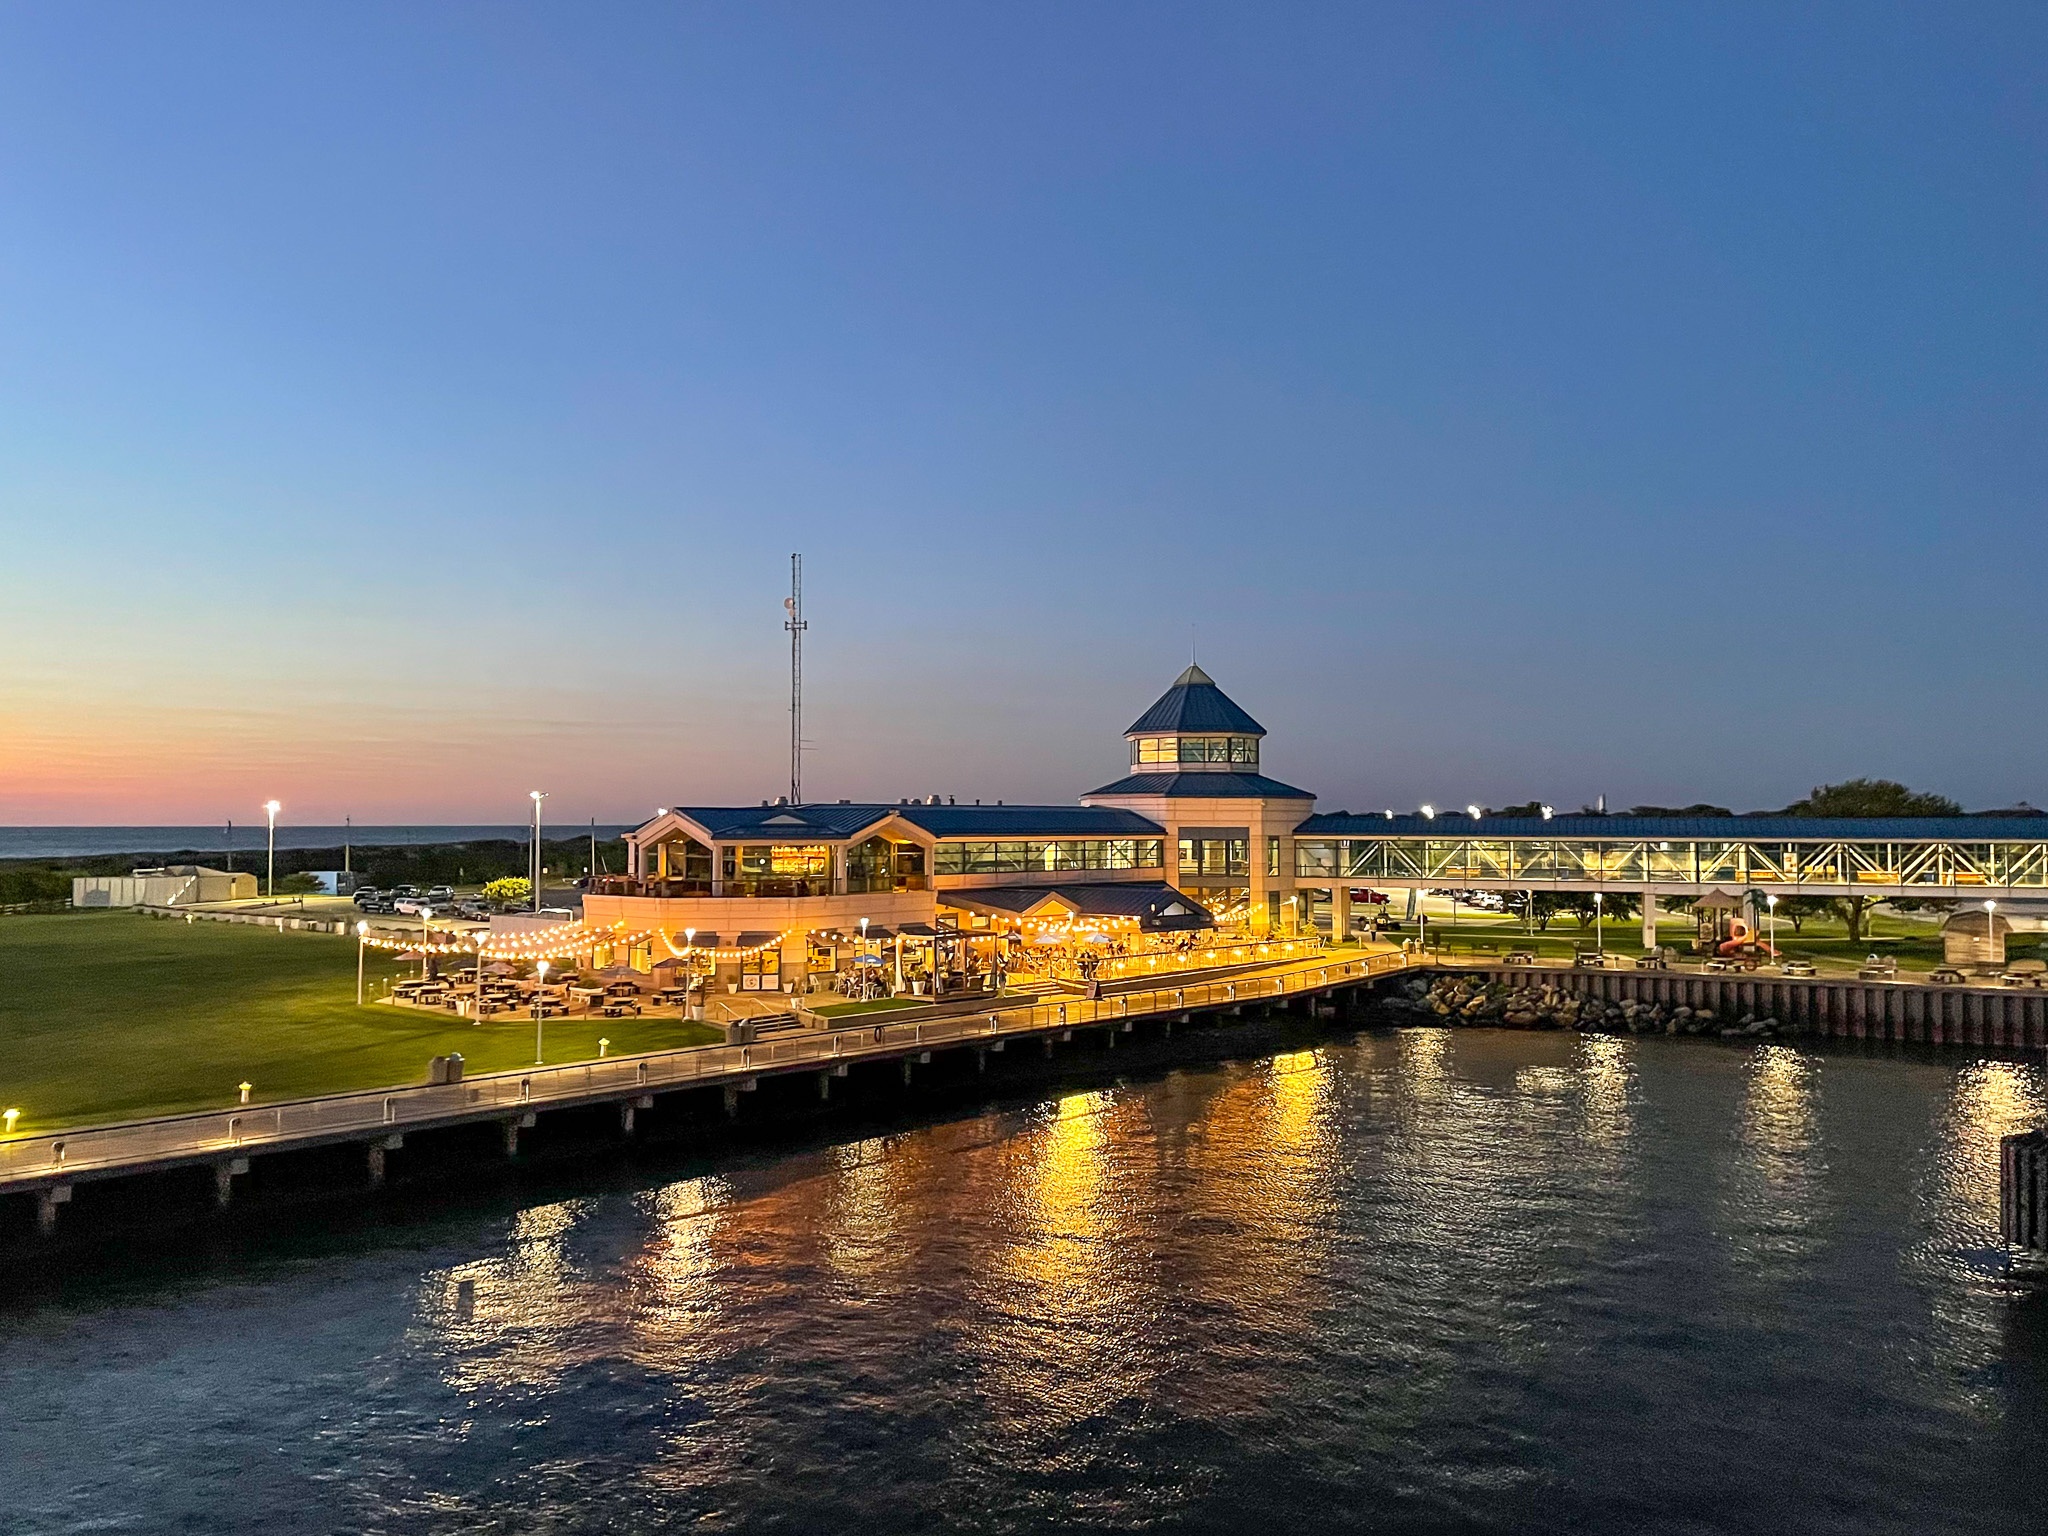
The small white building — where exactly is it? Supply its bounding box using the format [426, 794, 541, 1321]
[72, 866, 258, 908]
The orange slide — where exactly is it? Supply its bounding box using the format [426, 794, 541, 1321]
[1717, 917, 1777, 958]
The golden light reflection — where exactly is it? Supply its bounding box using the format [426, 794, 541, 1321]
[964, 1089, 1166, 1444]
[1176, 1052, 1336, 1328]
[821, 1135, 921, 1285]
[1937, 1060, 2046, 1234]
[1575, 1034, 1634, 1151]
[1743, 1045, 1818, 1186]
[418, 1196, 606, 1398]
[623, 1175, 733, 1364]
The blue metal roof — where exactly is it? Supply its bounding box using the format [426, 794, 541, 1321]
[1295, 812, 2048, 841]
[666, 804, 896, 841]
[1124, 664, 1266, 737]
[661, 802, 1163, 841]
[894, 804, 1163, 838]
[1086, 771, 1316, 801]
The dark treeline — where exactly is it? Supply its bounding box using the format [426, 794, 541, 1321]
[0, 837, 630, 905]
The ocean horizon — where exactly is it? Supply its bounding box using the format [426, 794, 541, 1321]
[0, 826, 637, 861]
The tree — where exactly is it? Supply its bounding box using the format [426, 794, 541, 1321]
[1564, 891, 1638, 929]
[1495, 802, 1545, 818]
[1627, 803, 1733, 817]
[481, 876, 531, 906]
[278, 872, 324, 895]
[1776, 896, 1832, 934]
[1783, 779, 1961, 817]
[1505, 890, 1575, 930]
[1782, 779, 1962, 940]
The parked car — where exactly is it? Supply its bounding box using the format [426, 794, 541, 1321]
[393, 897, 434, 916]
[351, 888, 383, 909]
[389, 884, 421, 900]
[426, 885, 456, 904]
[360, 894, 398, 914]
[453, 900, 493, 922]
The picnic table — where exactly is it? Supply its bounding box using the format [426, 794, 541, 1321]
[653, 986, 692, 1007]
[599, 998, 642, 1017]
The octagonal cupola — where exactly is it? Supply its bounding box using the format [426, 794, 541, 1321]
[1123, 663, 1266, 770]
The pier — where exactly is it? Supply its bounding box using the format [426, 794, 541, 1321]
[2, 948, 1414, 1236]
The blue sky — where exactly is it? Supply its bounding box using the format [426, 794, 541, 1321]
[0, 3, 2041, 824]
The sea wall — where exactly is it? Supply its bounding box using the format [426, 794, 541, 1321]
[1376, 965, 2048, 1050]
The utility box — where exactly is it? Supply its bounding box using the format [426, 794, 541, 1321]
[428, 1053, 466, 1086]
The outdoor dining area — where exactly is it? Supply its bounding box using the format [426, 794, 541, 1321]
[378, 940, 711, 1023]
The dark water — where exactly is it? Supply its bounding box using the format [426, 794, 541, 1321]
[5, 1029, 2047, 1534]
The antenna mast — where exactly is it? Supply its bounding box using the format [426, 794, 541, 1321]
[783, 553, 807, 804]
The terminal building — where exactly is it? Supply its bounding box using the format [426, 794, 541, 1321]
[585, 665, 2048, 993]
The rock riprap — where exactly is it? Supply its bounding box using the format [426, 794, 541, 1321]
[1379, 974, 1788, 1039]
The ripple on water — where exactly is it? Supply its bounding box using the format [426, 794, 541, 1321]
[2, 1032, 2046, 1535]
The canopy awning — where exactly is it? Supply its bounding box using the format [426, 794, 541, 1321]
[734, 931, 779, 947]
[671, 931, 720, 948]
[898, 922, 938, 937]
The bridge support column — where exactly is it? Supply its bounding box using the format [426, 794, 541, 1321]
[1642, 888, 1658, 952]
[818, 1070, 834, 1100]
[618, 1103, 636, 1136]
[36, 1185, 70, 1235]
[503, 1113, 534, 1157]
[367, 1134, 402, 1188]
[1331, 885, 1351, 944]
[214, 1156, 249, 1208]
[1043, 1036, 1056, 1058]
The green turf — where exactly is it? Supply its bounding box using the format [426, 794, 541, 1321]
[809, 997, 930, 1018]
[1390, 910, 2037, 975]
[0, 910, 721, 1133]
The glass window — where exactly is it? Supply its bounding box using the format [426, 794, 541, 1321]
[1267, 836, 1281, 876]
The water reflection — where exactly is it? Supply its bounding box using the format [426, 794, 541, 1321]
[1723, 1045, 1826, 1268]
[421, 1196, 607, 1398]
[968, 1089, 1165, 1452]
[1936, 1061, 2044, 1238]
[1574, 1034, 1634, 1152]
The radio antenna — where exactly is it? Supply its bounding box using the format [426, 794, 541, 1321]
[783, 553, 807, 804]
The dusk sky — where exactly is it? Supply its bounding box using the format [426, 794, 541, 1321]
[1, 4, 2042, 828]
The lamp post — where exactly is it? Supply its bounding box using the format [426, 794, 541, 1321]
[263, 800, 281, 898]
[1766, 894, 1779, 963]
[356, 920, 369, 1004]
[1594, 892, 1605, 963]
[534, 959, 551, 1064]
[418, 906, 434, 980]
[1986, 899, 1998, 965]
[529, 791, 548, 913]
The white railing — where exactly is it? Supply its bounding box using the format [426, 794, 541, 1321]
[0, 950, 1417, 1189]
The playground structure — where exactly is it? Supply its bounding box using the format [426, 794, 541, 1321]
[1690, 890, 1777, 961]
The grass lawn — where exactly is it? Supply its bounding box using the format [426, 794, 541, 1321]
[1404, 909, 2040, 974]
[0, 911, 721, 1133]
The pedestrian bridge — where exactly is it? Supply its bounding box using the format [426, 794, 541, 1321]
[1292, 813, 2048, 897]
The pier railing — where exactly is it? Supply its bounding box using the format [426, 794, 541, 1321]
[0, 949, 1417, 1191]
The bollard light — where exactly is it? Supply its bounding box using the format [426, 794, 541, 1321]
[2, 1108, 18, 1134]
[238, 1081, 252, 1105]
[599, 1037, 610, 1057]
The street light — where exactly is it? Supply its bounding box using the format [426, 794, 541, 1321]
[1766, 894, 1779, 964]
[356, 919, 369, 1004]
[263, 800, 281, 898]
[1594, 892, 1605, 963]
[534, 959, 551, 1064]
[1986, 899, 1999, 963]
[529, 791, 549, 913]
